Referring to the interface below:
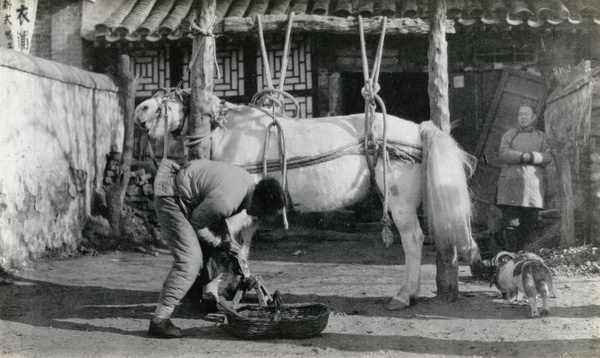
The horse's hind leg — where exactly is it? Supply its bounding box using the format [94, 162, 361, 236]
[378, 164, 424, 310]
[385, 209, 424, 310]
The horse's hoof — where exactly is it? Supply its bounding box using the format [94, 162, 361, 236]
[384, 298, 410, 311]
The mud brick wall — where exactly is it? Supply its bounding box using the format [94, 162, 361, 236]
[0, 48, 123, 269]
[589, 72, 600, 245]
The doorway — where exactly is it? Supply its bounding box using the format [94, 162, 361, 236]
[343, 72, 430, 123]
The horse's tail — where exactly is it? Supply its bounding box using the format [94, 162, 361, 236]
[419, 121, 479, 263]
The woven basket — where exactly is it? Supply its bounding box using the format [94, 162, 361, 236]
[223, 303, 330, 340]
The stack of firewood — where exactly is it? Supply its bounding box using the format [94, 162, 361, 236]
[126, 168, 154, 210]
[103, 152, 122, 186]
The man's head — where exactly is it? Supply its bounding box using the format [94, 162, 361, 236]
[251, 177, 286, 219]
[517, 105, 535, 130]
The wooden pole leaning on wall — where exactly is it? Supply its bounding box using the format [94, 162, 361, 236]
[106, 54, 137, 237]
[188, 0, 217, 160]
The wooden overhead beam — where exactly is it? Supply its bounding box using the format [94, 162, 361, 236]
[214, 14, 455, 34]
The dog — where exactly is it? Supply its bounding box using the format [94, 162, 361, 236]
[491, 251, 555, 318]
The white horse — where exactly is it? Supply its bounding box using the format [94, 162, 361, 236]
[134, 89, 479, 310]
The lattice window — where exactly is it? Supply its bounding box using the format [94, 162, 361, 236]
[473, 33, 537, 65]
[131, 48, 169, 97]
[257, 35, 313, 118]
[180, 45, 245, 99]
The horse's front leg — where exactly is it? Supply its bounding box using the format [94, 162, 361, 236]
[204, 213, 258, 301]
[235, 216, 260, 275]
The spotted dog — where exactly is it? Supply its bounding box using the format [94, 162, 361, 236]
[491, 251, 555, 318]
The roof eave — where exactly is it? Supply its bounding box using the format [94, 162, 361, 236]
[213, 15, 454, 35]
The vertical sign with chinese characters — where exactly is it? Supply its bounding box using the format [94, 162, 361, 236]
[0, 0, 37, 54]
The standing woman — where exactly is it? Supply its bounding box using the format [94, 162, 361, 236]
[496, 105, 552, 252]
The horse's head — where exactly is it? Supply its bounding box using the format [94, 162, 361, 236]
[135, 88, 227, 139]
[134, 88, 190, 139]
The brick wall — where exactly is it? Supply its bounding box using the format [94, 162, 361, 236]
[50, 0, 83, 67]
[30, 0, 52, 59]
[30, 0, 85, 68]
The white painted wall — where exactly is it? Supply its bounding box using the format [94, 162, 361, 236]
[0, 48, 123, 268]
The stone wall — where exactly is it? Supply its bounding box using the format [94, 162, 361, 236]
[0, 48, 123, 269]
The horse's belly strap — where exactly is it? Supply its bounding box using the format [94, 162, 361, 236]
[238, 139, 422, 174]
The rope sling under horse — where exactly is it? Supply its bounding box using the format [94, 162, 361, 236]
[146, 16, 403, 244]
[251, 14, 393, 243]
[248, 12, 300, 231]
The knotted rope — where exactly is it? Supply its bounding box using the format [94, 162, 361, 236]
[168, 16, 223, 157]
[358, 16, 394, 246]
[189, 16, 221, 80]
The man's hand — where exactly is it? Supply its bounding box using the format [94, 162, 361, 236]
[220, 239, 242, 257]
[196, 228, 221, 248]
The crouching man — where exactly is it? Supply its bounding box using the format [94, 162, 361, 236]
[149, 159, 286, 338]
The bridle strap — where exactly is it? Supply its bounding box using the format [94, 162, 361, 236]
[146, 133, 159, 169]
[163, 98, 169, 161]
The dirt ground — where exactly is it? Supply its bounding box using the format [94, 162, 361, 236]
[1, 227, 599, 358]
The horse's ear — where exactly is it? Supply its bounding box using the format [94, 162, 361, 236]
[151, 88, 167, 98]
[180, 90, 191, 104]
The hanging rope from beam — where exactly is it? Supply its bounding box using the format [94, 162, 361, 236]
[251, 12, 298, 230]
[358, 15, 394, 246]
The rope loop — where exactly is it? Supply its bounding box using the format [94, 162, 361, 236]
[190, 24, 215, 38]
[251, 88, 300, 119]
[188, 16, 221, 80]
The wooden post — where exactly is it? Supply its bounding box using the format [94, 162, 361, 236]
[188, 0, 216, 160]
[549, 142, 576, 247]
[106, 55, 137, 237]
[428, 0, 450, 134]
[428, 0, 456, 301]
[544, 62, 594, 248]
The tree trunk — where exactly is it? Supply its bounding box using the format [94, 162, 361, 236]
[188, 0, 217, 160]
[550, 143, 576, 247]
[435, 246, 459, 301]
[106, 55, 137, 237]
[428, 0, 450, 135]
[428, 0, 456, 301]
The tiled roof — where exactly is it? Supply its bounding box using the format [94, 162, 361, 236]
[82, 0, 600, 42]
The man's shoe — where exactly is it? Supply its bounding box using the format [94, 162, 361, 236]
[148, 318, 182, 339]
